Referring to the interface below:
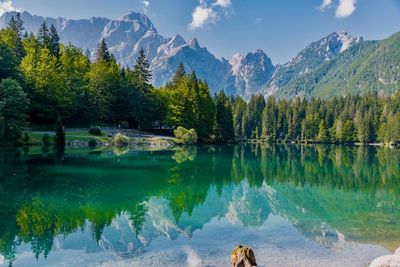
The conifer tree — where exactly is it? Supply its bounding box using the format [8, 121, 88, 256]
[37, 21, 51, 49]
[133, 48, 152, 88]
[317, 120, 328, 143]
[7, 13, 25, 59]
[172, 62, 186, 86]
[49, 24, 60, 57]
[215, 90, 234, 143]
[96, 38, 111, 62]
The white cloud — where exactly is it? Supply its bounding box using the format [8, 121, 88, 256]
[319, 0, 333, 10]
[188, 0, 232, 30]
[0, 0, 20, 16]
[318, 0, 357, 18]
[214, 0, 231, 8]
[140, 0, 150, 13]
[189, 6, 218, 30]
[335, 0, 357, 18]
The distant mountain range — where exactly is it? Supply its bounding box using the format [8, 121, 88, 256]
[1, 11, 399, 99]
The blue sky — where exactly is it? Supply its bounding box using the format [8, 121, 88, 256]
[2, 0, 400, 64]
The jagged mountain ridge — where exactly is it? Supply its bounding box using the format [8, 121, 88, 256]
[264, 31, 363, 96]
[1, 11, 396, 99]
[0, 11, 270, 98]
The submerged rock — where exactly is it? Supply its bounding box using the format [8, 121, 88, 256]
[231, 245, 257, 267]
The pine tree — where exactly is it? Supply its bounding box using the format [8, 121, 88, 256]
[317, 120, 328, 143]
[342, 119, 356, 143]
[37, 21, 51, 49]
[6, 13, 25, 60]
[133, 48, 152, 87]
[172, 62, 186, 86]
[96, 38, 111, 62]
[8, 13, 24, 36]
[49, 24, 60, 57]
[215, 90, 234, 143]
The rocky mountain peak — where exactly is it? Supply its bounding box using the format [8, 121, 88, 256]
[117, 11, 156, 32]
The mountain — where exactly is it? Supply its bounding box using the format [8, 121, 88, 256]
[230, 50, 275, 98]
[264, 31, 363, 96]
[0, 11, 271, 97]
[273, 32, 400, 99]
[1, 11, 399, 99]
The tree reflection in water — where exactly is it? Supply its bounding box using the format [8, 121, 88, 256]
[0, 144, 399, 266]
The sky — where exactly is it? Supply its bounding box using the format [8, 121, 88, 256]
[1, 0, 400, 64]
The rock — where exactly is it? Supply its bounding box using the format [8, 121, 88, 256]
[369, 255, 400, 267]
[396, 247, 400, 255]
[231, 245, 257, 267]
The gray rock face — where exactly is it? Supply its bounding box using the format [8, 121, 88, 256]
[230, 50, 275, 99]
[0, 12, 362, 99]
[0, 11, 276, 98]
[264, 31, 362, 96]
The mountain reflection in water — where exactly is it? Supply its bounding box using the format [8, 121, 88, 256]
[0, 145, 399, 266]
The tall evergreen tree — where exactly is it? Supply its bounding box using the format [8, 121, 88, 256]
[172, 62, 186, 86]
[37, 21, 51, 49]
[96, 38, 111, 62]
[49, 24, 60, 57]
[133, 48, 152, 88]
[215, 90, 234, 143]
[7, 13, 25, 60]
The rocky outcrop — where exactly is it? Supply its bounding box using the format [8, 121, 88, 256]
[369, 247, 400, 267]
[231, 245, 257, 267]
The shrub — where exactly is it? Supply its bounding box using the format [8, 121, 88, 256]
[113, 133, 130, 147]
[88, 126, 102, 136]
[174, 127, 198, 145]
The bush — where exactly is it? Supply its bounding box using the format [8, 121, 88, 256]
[113, 133, 130, 147]
[174, 127, 198, 145]
[88, 126, 102, 136]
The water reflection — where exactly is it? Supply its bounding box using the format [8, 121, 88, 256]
[0, 145, 399, 266]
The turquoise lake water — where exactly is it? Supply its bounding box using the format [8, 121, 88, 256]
[0, 144, 399, 266]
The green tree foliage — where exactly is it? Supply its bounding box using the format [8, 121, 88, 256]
[0, 79, 29, 145]
[174, 126, 198, 145]
[317, 120, 328, 143]
[0, 40, 19, 80]
[49, 24, 60, 57]
[133, 48, 152, 88]
[162, 66, 215, 139]
[6, 13, 25, 60]
[37, 21, 51, 50]
[1, 15, 399, 146]
[96, 38, 111, 63]
[243, 95, 265, 139]
[215, 90, 234, 143]
[232, 97, 247, 139]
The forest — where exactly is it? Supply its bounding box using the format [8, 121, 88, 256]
[0, 14, 399, 146]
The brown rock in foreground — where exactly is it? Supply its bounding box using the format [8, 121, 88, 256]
[231, 245, 257, 267]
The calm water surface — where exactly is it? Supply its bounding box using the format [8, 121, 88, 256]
[0, 145, 399, 267]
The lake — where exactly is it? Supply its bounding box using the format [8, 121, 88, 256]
[0, 144, 399, 267]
